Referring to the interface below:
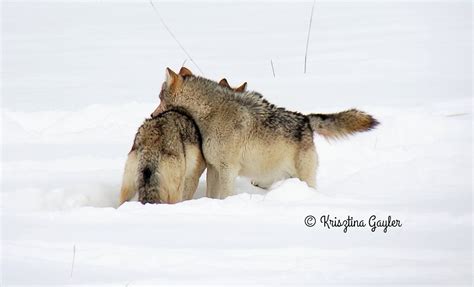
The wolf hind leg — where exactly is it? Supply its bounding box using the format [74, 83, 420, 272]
[183, 166, 205, 200]
[295, 147, 318, 188]
[119, 151, 139, 205]
[183, 148, 206, 200]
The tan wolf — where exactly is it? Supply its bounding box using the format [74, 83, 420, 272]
[119, 110, 205, 205]
[120, 71, 247, 205]
[158, 67, 379, 199]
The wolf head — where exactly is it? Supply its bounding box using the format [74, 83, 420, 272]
[156, 67, 213, 116]
[135, 118, 186, 204]
[150, 67, 247, 118]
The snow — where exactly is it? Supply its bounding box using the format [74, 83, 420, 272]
[1, 1, 472, 285]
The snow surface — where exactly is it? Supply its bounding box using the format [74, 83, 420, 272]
[2, 1, 472, 286]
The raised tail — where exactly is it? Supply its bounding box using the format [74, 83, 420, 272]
[308, 109, 379, 139]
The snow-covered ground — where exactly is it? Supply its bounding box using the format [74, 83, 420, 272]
[2, 1, 472, 285]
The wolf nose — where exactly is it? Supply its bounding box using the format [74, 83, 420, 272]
[142, 166, 152, 185]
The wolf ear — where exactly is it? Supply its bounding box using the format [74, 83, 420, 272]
[218, 78, 231, 89]
[235, 82, 247, 93]
[165, 67, 182, 89]
[179, 66, 193, 77]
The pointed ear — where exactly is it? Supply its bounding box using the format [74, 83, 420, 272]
[235, 82, 247, 93]
[179, 66, 193, 77]
[218, 78, 231, 89]
[165, 67, 181, 89]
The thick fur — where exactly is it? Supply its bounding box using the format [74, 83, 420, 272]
[119, 148, 139, 204]
[160, 67, 379, 199]
[150, 69, 247, 118]
[118, 110, 206, 205]
[308, 109, 379, 139]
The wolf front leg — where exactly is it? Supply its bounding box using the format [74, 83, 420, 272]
[215, 166, 238, 199]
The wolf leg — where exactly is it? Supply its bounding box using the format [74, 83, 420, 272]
[206, 164, 220, 199]
[295, 147, 318, 188]
[184, 175, 199, 200]
[215, 167, 238, 199]
[202, 138, 240, 199]
[183, 149, 206, 200]
[119, 151, 139, 205]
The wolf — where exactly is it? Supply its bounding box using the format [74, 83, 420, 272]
[119, 110, 206, 205]
[119, 71, 248, 205]
[157, 67, 379, 199]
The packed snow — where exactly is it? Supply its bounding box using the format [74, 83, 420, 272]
[2, 1, 472, 286]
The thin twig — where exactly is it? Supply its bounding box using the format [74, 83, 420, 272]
[304, 0, 316, 74]
[270, 60, 276, 77]
[70, 244, 76, 278]
[149, 0, 204, 75]
[181, 59, 188, 68]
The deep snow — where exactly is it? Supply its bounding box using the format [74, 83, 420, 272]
[1, 1, 472, 286]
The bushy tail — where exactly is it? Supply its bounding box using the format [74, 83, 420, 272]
[308, 109, 379, 139]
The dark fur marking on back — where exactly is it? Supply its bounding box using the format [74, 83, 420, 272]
[181, 76, 312, 142]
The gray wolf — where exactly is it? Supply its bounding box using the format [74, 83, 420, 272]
[120, 70, 247, 205]
[157, 67, 379, 199]
[119, 110, 205, 205]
